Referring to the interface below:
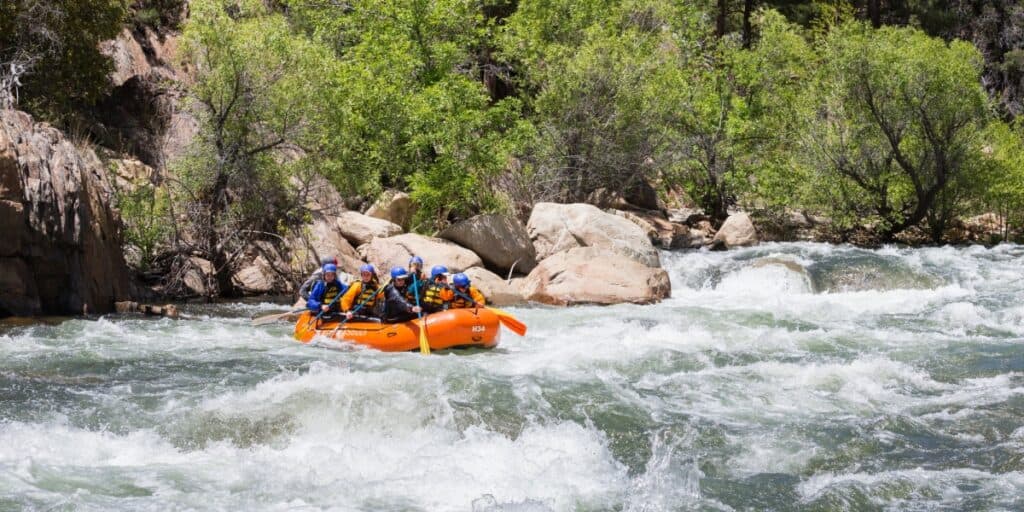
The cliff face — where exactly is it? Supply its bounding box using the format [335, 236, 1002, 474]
[0, 109, 131, 316]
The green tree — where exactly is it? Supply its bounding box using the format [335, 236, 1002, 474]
[799, 22, 990, 240]
[286, 0, 521, 230]
[177, 0, 338, 295]
[0, 0, 126, 122]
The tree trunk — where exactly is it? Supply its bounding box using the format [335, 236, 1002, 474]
[868, 0, 881, 28]
[716, 0, 728, 38]
[742, 0, 754, 48]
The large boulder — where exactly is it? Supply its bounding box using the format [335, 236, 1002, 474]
[358, 234, 483, 273]
[521, 247, 671, 306]
[0, 110, 132, 316]
[338, 211, 403, 247]
[96, 27, 197, 168]
[365, 190, 415, 231]
[463, 267, 525, 307]
[527, 203, 661, 267]
[231, 248, 288, 296]
[711, 212, 759, 249]
[182, 256, 215, 298]
[438, 214, 537, 275]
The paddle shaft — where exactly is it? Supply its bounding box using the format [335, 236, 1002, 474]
[413, 277, 430, 355]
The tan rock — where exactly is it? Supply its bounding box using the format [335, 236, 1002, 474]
[521, 247, 671, 306]
[0, 109, 131, 315]
[231, 256, 278, 294]
[183, 257, 214, 297]
[306, 214, 362, 275]
[358, 234, 483, 273]
[439, 214, 537, 275]
[712, 212, 759, 249]
[463, 267, 525, 307]
[338, 211, 403, 246]
[365, 190, 415, 231]
[527, 202, 661, 267]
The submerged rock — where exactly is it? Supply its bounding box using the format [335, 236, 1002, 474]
[527, 202, 661, 268]
[0, 110, 131, 316]
[439, 214, 537, 275]
[521, 247, 671, 306]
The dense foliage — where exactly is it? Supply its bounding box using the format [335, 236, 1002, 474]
[5, 0, 1023, 259]
[165, 0, 1021, 243]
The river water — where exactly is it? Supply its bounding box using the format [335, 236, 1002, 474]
[1, 243, 1023, 511]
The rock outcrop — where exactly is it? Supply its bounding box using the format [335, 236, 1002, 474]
[358, 234, 483, 273]
[712, 212, 759, 249]
[0, 110, 132, 315]
[521, 247, 671, 306]
[96, 27, 198, 168]
[462, 267, 525, 307]
[527, 202, 661, 268]
[365, 190, 415, 231]
[338, 211, 403, 247]
[439, 214, 537, 275]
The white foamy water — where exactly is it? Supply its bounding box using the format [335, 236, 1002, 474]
[1, 242, 1023, 511]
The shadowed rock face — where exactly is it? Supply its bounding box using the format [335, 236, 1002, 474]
[0, 110, 131, 316]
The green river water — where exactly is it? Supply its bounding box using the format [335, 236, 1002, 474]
[1, 242, 1022, 511]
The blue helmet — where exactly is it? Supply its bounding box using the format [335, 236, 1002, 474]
[430, 265, 448, 279]
[359, 264, 375, 275]
[409, 255, 424, 266]
[390, 266, 408, 280]
[322, 263, 338, 274]
[452, 273, 470, 287]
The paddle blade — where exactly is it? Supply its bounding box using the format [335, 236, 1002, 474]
[418, 318, 431, 355]
[489, 307, 527, 336]
[252, 309, 305, 326]
[293, 311, 317, 343]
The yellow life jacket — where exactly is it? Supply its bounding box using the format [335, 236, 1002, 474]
[354, 278, 380, 310]
[422, 281, 450, 309]
[321, 281, 344, 308]
[450, 286, 484, 309]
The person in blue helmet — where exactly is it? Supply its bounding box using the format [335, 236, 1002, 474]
[299, 256, 338, 301]
[449, 273, 486, 309]
[306, 263, 348, 314]
[382, 266, 423, 323]
[420, 265, 454, 314]
[406, 255, 426, 304]
[341, 264, 384, 319]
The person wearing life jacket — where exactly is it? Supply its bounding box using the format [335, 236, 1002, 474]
[449, 273, 486, 309]
[306, 263, 348, 314]
[341, 264, 384, 320]
[299, 256, 337, 301]
[382, 267, 423, 323]
[421, 265, 454, 314]
[407, 255, 426, 302]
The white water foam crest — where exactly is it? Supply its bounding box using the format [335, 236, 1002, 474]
[797, 468, 1024, 507]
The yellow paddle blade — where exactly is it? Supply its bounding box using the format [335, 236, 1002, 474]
[487, 306, 527, 336]
[418, 317, 431, 355]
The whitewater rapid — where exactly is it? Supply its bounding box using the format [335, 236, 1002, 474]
[1, 243, 1023, 511]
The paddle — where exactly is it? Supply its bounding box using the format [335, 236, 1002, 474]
[327, 278, 390, 338]
[450, 288, 527, 336]
[412, 277, 430, 355]
[252, 308, 307, 326]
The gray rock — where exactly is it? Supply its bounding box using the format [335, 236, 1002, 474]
[0, 110, 132, 316]
[521, 247, 671, 306]
[527, 202, 661, 268]
[439, 214, 537, 275]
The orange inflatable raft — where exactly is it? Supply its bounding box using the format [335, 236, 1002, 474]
[293, 308, 501, 351]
